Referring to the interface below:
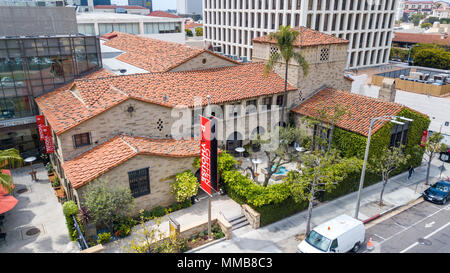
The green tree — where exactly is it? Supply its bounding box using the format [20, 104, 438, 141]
[263, 25, 309, 125]
[422, 132, 447, 185]
[83, 179, 135, 232]
[195, 27, 203, 36]
[413, 47, 450, 70]
[427, 16, 440, 24]
[420, 22, 432, 29]
[185, 29, 193, 37]
[171, 170, 199, 202]
[285, 149, 362, 235]
[253, 125, 309, 187]
[0, 148, 23, 192]
[369, 145, 410, 206]
[411, 14, 425, 26]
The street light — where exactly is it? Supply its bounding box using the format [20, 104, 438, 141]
[354, 115, 413, 220]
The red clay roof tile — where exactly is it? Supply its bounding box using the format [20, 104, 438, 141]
[253, 27, 349, 47]
[36, 62, 297, 135]
[63, 135, 199, 189]
[291, 88, 411, 136]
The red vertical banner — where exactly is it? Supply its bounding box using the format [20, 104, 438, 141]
[421, 130, 428, 147]
[200, 116, 212, 196]
[42, 125, 54, 154]
[36, 115, 45, 140]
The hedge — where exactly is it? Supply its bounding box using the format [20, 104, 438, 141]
[220, 109, 430, 226]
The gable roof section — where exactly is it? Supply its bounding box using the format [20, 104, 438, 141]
[101, 32, 239, 72]
[392, 32, 450, 46]
[63, 135, 199, 189]
[148, 10, 181, 18]
[36, 62, 297, 135]
[291, 88, 413, 137]
[253, 27, 349, 47]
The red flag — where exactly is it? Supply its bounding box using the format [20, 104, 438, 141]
[36, 115, 45, 140]
[43, 126, 54, 153]
[420, 130, 428, 147]
[200, 116, 212, 196]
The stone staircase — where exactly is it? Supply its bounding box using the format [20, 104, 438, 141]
[227, 214, 250, 230]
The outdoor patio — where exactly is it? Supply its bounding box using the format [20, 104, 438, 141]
[233, 146, 307, 186]
[0, 164, 78, 253]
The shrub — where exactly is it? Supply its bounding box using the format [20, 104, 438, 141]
[195, 27, 203, 36]
[97, 232, 112, 244]
[62, 201, 79, 241]
[63, 201, 79, 217]
[152, 206, 166, 218]
[171, 170, 199, 203]
[45, 162, 54, 174]
[52, 177, 60, 187]
[83, 179, 135, 231]
[185, 29, 193, 37]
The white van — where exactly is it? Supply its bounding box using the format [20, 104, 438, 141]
[297, 214, 365, 253]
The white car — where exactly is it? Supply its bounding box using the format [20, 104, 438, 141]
[297, 214, 365, 253]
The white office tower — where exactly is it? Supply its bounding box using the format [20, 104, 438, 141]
[177, 0, 203, 15]
[204, 0, 399, 69]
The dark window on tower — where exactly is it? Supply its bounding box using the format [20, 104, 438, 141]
[128, 167, 150, 198]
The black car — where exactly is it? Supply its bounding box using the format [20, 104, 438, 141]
[422, 181, 450, 205]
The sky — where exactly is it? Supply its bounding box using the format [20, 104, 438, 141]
[111, 0, 176, 10]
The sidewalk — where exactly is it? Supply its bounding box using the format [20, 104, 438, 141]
[193, 157, 450, 253]
[0, 164, 79, 253]
[102, 194, 242, 253]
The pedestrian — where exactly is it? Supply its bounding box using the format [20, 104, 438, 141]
[408, 165, 415, 180]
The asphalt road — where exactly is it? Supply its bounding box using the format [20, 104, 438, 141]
[361, 200, 450, 253]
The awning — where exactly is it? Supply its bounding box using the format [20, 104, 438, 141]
[0, 195, 18, 214]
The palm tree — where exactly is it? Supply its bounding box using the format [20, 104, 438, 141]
[263, 25, 309, 126]
[0, 148, 23, 192]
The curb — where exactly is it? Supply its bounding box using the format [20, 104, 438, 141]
[363, 197, 424, 227]
[185, 237, 227, 253]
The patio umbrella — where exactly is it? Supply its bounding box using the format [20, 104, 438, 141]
[0, 195, 18, 214]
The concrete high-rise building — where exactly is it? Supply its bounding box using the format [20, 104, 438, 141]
[177, 0, 203, 15]
[204, 0, 400, 69]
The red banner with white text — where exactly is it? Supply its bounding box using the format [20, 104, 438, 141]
[42, 125, 54, 154]
[36, 115, 45, 140]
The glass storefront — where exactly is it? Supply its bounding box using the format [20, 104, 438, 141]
[0, 124, 41, 158]
[0, 35, 102, 157]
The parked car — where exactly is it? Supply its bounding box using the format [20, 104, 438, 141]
[0, 77, 25, 88]
[297, 214, 365, 253]
[422, 180, 450, 205]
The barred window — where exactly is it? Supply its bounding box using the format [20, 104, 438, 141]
[128, 168, 150, 198]
[320, 48, 329, 62]
[73, 132, 91, 148]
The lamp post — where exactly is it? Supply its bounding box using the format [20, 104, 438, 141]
[354, 115, 413, 220]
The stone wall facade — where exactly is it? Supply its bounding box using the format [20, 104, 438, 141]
[73, 154, 197, 213]
[56, 99, 173, 162]
[252, 42, 352, 99]
[170, 51, 237, 72]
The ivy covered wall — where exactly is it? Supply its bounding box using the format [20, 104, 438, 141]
[331, 107, 430, 175]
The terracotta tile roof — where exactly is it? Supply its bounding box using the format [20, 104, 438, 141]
[102, 32, 238, 72]
[253, 27, 349, 47]
[94, 5, 149, 9]
[36, 62, 296, 135]
[291, 88, 409, 137]
[185, 22, 203, 29]
[63, 135, 199, 189]
[393, 32, 450, 46]
[148, 10, 181, 18]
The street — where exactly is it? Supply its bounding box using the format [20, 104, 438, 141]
[362, 200, 450, 253]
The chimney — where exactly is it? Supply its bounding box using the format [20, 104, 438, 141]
[378, 78, 396, 102]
